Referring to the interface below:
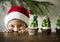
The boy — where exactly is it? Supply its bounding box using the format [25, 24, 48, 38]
[3, 6, 29, 33]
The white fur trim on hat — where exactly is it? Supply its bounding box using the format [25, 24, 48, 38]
[4, 12, 29, 28]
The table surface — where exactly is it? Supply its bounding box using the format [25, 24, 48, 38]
[0, 32, 60, 42]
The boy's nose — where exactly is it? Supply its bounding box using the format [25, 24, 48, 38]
[13, 27, 18, 32]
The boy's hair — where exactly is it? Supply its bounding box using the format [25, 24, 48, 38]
[8, 19, 28, 28]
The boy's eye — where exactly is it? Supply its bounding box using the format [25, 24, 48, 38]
[17, 25, 23, 27]
[9, 25, 14, 28]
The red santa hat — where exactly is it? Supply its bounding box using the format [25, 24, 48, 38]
[4, 6, 29, 28]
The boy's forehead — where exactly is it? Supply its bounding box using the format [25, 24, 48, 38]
[8, 20, 24, 26]
[8, 19, 26, 24]
[7, 19, 27, 28]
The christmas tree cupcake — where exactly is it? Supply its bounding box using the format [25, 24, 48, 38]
[56, 14, 60, 35]
[28, 10, 38, 35]
[41, 16, 51, 35]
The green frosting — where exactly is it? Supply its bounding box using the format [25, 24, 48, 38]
[42, 16, 51, 27]
[57, 15, 60, 28]
[29, 15, 38, 28]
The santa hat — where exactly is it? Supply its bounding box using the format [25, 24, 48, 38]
[4, 6, 29, 28]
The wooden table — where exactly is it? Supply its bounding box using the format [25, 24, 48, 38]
[0, 32, 60, 42]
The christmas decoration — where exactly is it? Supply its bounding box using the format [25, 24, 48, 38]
[41, 16, 51, 35]
[56, 14, 60, 35]
[28, 15, 38, 35]
[28, 10, 38, 35]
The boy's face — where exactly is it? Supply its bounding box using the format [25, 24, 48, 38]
[7, 19, 26, 32]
